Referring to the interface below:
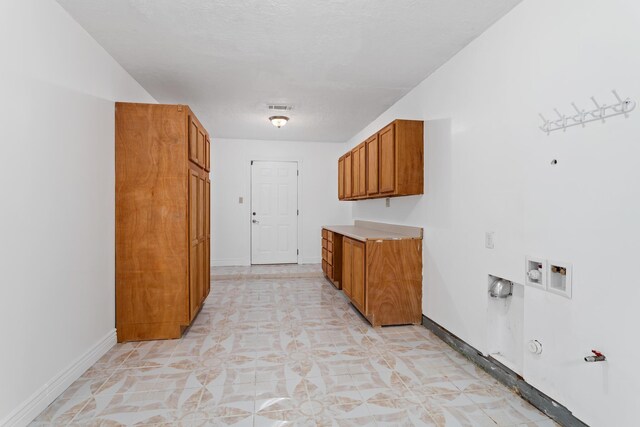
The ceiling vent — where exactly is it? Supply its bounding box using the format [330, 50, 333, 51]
[267, 104, 294, 112]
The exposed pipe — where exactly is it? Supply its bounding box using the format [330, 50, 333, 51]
[584, 350, 606, 362]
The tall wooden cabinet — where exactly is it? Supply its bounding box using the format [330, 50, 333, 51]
[338, 119, 423, 201]
[115, 102, 211, 342]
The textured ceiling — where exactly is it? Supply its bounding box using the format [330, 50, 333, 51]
[57, 0, 521, 142]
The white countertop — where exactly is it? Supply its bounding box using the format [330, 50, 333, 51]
[323, 221, 423, 242]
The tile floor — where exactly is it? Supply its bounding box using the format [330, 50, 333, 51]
[211, 264, 324, 280]
[32, 265, 557, 426]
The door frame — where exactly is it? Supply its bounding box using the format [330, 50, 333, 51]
[248, 157, 302, 265]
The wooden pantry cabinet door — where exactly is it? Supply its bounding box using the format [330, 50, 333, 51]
[189, 169, 200, 320]
[189, 118, 198, 165]
[189, 170, 198, 245]
[197, 128, 206, 169]
[205, 136, 211, 172]
[198, 175, 206, 239]
[379, 123, 395, 194]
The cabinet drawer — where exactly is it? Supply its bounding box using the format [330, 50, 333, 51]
[322, 248, 328, 261]
[322, 229, 328, 239]
[327, 241, 333, 252]
[327, 251, 333, 266]
[327, 265, 334, 280]
[322, 239, 328, 249]
[327, 231, 334, 242]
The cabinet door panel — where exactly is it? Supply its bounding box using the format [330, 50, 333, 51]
[358, 144, 366, 196]
[205, 136, 211, 171]
[366, 135, 379, 195]
[342, 238, 353, 297]
[189, 118, 198, 165]
[197, 176, 205, 239]
[197, 129, 206, 168]
[189, 245, 199, 320]
[338, 157, 345, 200]
[345, 153, 352, 198]
[205, 178, 210, 237]
[352, 149, 359, 198]
[379, 124, 395, 193]
[198, 240, 206, 304]
[206, 238, 210, 296]
[352, 240, 365, 311]
[205, 178, 211, 297]
[189, 171, 198, 243]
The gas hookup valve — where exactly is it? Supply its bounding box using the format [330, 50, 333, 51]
[584, 350, 606, 362]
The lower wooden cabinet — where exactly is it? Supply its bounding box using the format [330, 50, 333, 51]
[321, 228, 342, 289]
[343, 237, 366, 313]
[341, 236, 422, 327]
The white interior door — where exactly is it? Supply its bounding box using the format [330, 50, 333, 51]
[251, 161, 298, 264]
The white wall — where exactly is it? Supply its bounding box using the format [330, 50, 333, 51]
[211, 138, 350, 266]
[0, 1, 155, 425]
[345, 1, 640, 425]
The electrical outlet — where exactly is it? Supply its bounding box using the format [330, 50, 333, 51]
[385, 198, 391, 207]
[238, 196, 243, 204]
[485, 232, 495, 249]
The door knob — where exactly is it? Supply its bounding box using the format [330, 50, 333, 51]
[252, 219, 260, 224]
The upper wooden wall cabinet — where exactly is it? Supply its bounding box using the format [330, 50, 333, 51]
[338, 119, 423, 201]
[115, 102, 211, 342]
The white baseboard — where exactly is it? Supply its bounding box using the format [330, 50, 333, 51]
[211, 258, 320, 266]
[211, 258, 250, 267]
[1, 329, 117, 427]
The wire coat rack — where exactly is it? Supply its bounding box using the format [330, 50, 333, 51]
[539, 90, 635, 134]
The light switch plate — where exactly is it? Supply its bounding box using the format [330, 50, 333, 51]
[485, 232, 495, 249]
[238, 196, 243, 204]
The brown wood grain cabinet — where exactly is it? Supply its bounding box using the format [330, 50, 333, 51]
[116, 102, 211, 342]
[338, 234, 422, 327]
[338, 156, 345, 200]
[342, 238, 352, 296]
[339, 119, 423, 201]
[378, 123, 395, 193]
[347, 238, 366, 313]
[366, 134, 379, 196]
[351, 146, 360, 198]
[321, 228, 342, 289]
[357, 143, 366, 197]
[344, 152, 352, 199]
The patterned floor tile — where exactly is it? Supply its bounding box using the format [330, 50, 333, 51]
[31, 265, 555, 426]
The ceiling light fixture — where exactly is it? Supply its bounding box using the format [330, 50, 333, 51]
[269, 115, 289, 128]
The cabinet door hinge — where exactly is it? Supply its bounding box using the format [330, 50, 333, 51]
[297, 249, 299, 255]
[297, 209, 299, 216]
[297, 170, 299, 176]
[251, 160, 254, 165]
